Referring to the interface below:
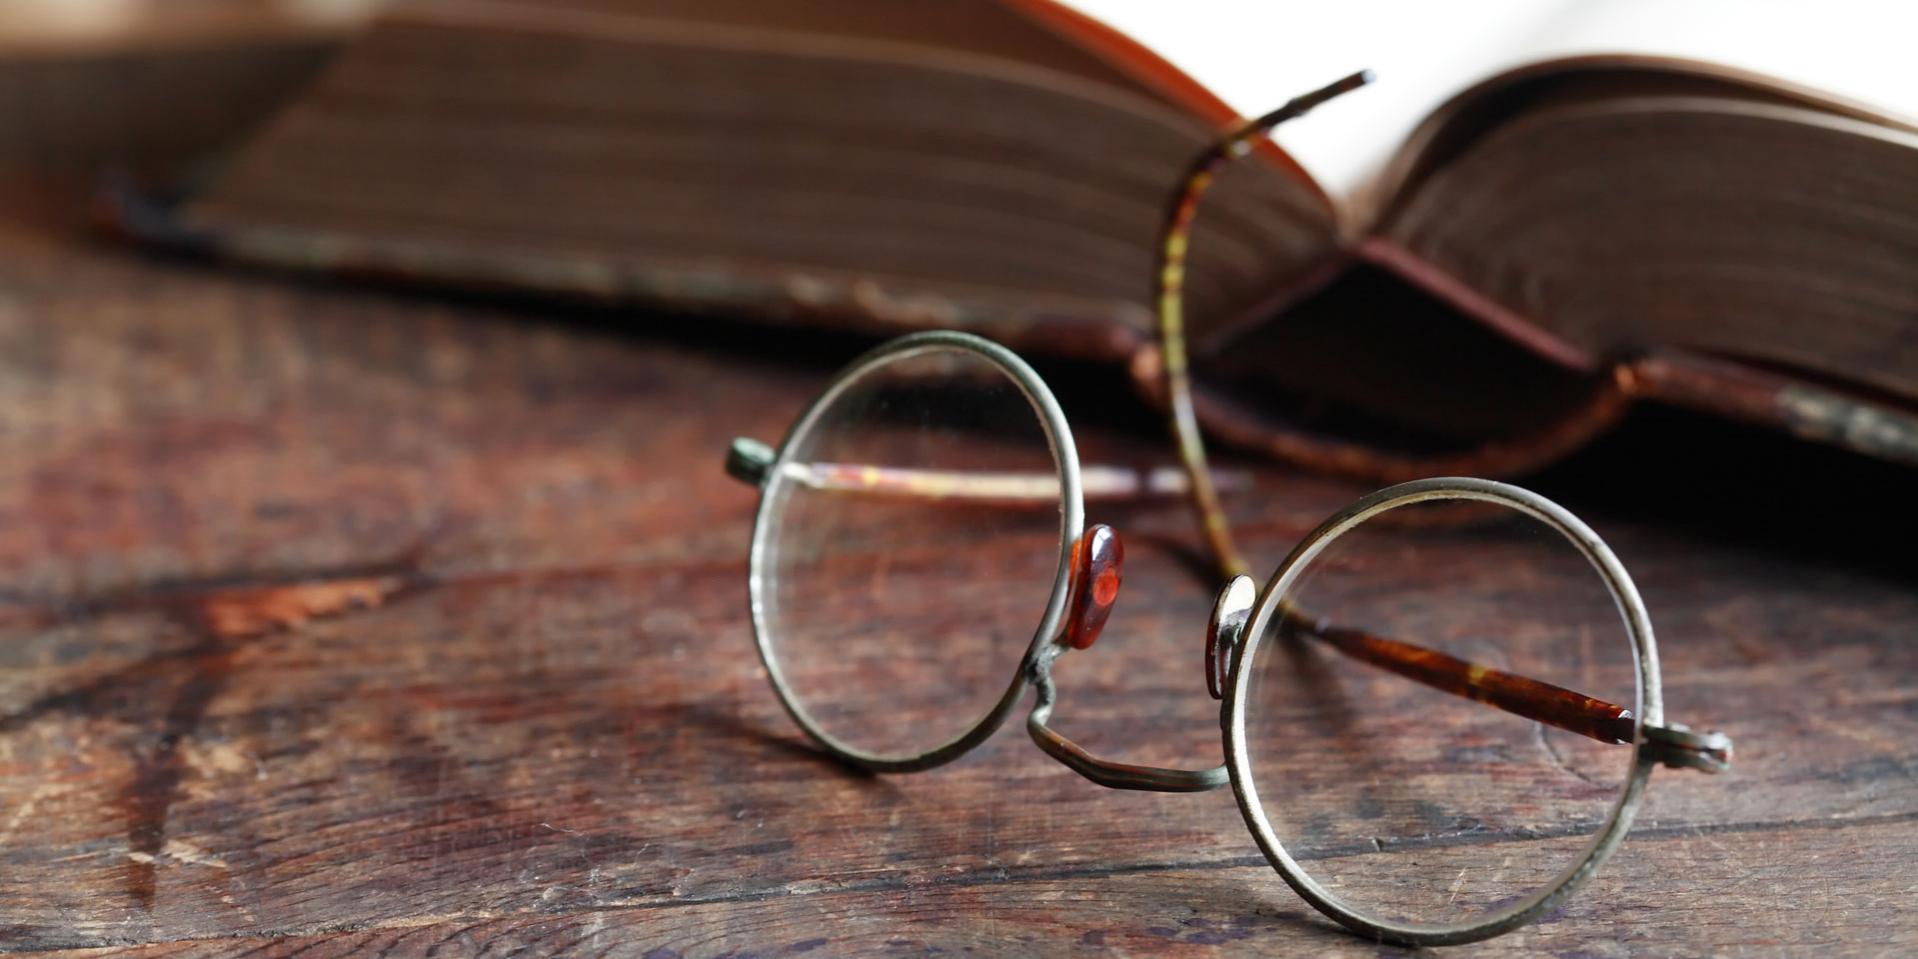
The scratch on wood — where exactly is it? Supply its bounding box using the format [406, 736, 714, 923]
[0, 558, 426, 913]
[161, 839, 230, 870]
[188, 575, 410, 640]
[0, 782, 57, 845]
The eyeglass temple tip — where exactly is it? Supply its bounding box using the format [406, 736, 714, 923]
[1249, 69, 1375, 130]
[1642, 723, 1734, 774]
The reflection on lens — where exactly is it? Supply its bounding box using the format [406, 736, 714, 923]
[1243, 497, 1638, 928]
[759, 345, 1063, 760]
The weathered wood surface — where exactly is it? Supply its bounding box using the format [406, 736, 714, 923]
[0, 183, 1913, 957]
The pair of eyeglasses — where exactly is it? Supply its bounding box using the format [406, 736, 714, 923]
[723, 74, 1731, 947]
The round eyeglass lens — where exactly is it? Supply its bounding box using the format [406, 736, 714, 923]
[1241, 495, 1640, 929]
[756, 343, 1066, 761]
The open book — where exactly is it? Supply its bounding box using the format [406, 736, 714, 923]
[123, 0, 1918, 477]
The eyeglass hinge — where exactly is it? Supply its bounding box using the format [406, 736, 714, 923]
[1204, 575, 1256, 701]
[1640, 722, 1733, 773]
[726, 437, 775, 486]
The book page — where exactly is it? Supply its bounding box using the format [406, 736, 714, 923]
[0, 0, 377, 53]
[1055, 0, 1918, 227]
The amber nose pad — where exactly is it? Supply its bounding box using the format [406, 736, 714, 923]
[1059, 524, 1123, 650]
[1205, 575, 1257, 699]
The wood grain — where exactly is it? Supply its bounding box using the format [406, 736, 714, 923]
[0, 184, 1912, 956]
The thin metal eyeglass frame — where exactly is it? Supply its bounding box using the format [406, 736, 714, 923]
[726, 69, 1730, 948]
[725, 330, 1713, 945]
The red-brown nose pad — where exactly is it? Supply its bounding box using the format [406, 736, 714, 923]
[1206, 575, 1256, 699]
[1060, 524, 1123, 650]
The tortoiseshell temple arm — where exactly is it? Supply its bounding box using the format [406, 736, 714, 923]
[1197, 581, 1633, 745]
[1275, 605, 1731, 770]
[1154, 71, 1375, 580]
[724, 438, 1248, 506]
[1195, 580, 1730, 772]
[1277, 606, 1637, 745]
[779, 461, 1233, 505]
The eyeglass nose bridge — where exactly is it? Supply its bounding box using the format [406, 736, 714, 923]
[1024, 524, 1230, 793]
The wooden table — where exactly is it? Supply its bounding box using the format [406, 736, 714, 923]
[0, 180, 1912, 957]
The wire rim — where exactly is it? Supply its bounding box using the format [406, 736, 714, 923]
[746, 330, 1087, 770]
[1222, 476, 1662, 946]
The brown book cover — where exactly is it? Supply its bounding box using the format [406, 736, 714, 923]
[104, 0, 1918, 479]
